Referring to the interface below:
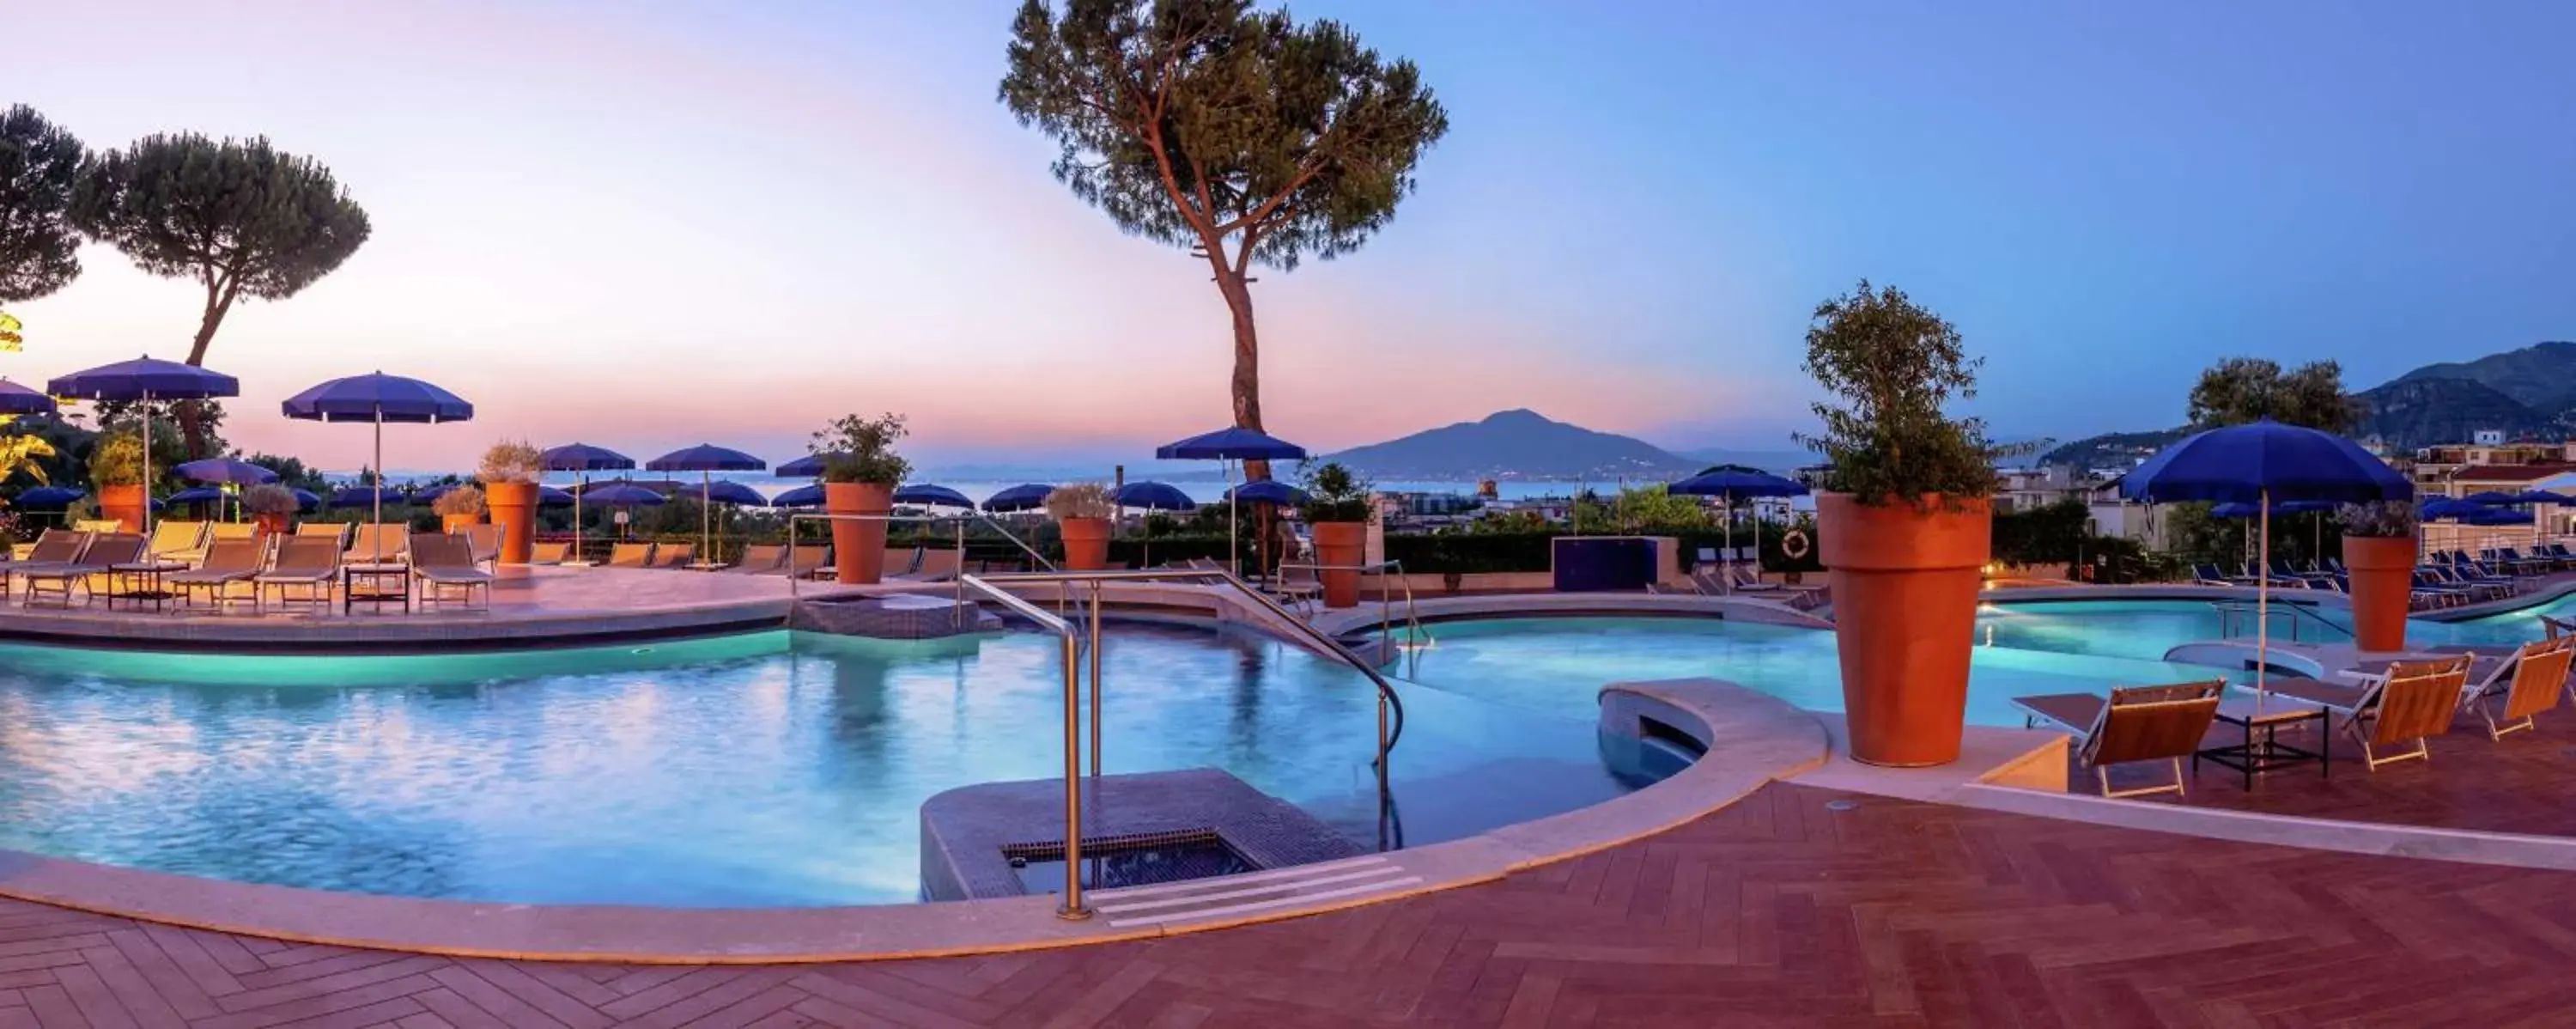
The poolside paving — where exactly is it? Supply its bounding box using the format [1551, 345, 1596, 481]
[3, 781, 2573, 1026]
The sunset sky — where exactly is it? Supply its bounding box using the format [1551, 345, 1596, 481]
[8, 1, 2573, 473]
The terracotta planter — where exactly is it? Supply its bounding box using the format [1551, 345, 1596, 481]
[99, 484, 147, 533]
[825, 482, 892, 584]
[2343, 535, 2416, 653]
[1059, 516, 1111, 571]
[485, 482, 538, 564]
[441, 513, 481, 534]
[252, 512, 290, 537]
[1816, 492, 1992, 768]
[1314, 521, 1367, 608]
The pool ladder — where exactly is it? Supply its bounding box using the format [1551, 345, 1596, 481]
[954, 568, 1406, 922]
[2209, 600, 2350, 643]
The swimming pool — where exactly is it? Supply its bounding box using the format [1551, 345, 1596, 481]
[1397, 616, 2256, 728]
[1975, 595, 2554, 659]
[0, 625, 1623, 907]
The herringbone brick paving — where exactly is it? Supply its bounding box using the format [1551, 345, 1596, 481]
[0, 781, 2561, 1027]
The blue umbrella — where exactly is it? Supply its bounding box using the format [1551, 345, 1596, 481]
[173, 457, 278, 486]
[165, 486, 227, 506]
[1232, 479, 1308, 506]
[48, 356, 240, 534]
[1157, 427, 1309, 574]
[983, 483, 1055, 513]
[410, 483, 458, 506]
[538, 486, 577, 508]
[0, 379, 55, 417]
[281, 371, 472, 530]
[1669, 467, 1810, 575]
[773, 484, 826, 508]
[2515, 490, 2575, 504]
[2420, 498, 2482, 521]
[290, 488, 320, 514]
[2125, 420, 2413, 693]
[2463, 490, 2521, 506]
[11, 485, 82, 509]
[1115, 481, 1197, 512]
[894, 484, 975, 509]
[328, 484, 400, 508]
[542, 443, 635, 564]
[2464, 506, 2534, 527]
[776, 453, 834, 478]
[647, 445, 768, 563]
[583, 483, 665, 507]
[2210, 499, 2336, 519]
[674, 480, 769, 507]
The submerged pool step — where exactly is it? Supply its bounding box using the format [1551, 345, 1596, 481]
[1089, 854, 1422, 929]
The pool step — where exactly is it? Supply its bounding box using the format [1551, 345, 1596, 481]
[1088, 854, 1422, 929]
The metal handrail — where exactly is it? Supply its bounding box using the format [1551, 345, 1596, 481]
[1276, 559, 1423, 675]
[781, 510, 1058, 600]
[2209, 599, 2349, 643]
[952, 573, 1086, 920]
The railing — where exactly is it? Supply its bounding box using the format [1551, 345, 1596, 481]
[781, 510, 1057, 616]
[966, 567, 1408, 921]
[1274, 559, 1424, 674]
[2210, 600, 2350, 643]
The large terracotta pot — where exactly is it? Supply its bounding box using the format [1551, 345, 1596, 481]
[486, 482, 538, 564]
[1816, 492, 1992, 768]
[2343, 535, 2416, 653]
[1314, 521, 1367, 608]
[99, 484, 147, 533]
[825, 482, 892, 584]
[252, 512, 290, 537]
[441, 513, 481, 534]
[1059, 516, 1111, 570]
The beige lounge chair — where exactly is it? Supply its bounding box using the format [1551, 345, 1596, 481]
[768, 544, 830, 578]
[295, 521, 352, 547]
[606, 542, 654, 568]
[876, 546, 920, 578]
[147, 521, 209, 565]
[649, 542, 696, 569]
[460, 524, 506, 568]
[527, 541, 572, 565]
[410, 532, 493, 609]
[256, 537, 344, 613]
[2272, 656, 2474, 770]
[2462, 637, 2576, 740]
[21, 533, 143, 608]
[3, 530, 91, 599]
[1272, 562, 1321, 615]
[169, 535, 268, 610]
[725, 544, 787, 575]
[345, 523, 408, 565]
[71, 519, 122, 534]
[894, 547, 963, 582]
[2014, 680, 2226, 798]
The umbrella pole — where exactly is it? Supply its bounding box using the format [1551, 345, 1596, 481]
[371, 410, 385, 558]
[141, 392, 154, 536]
[2257, 490, 2271, 702]
[1722, 497, 1734, 594]
[702, 470, 712, 568]
[1227, 460, 1238, 579]
[571, 473, 586, 566]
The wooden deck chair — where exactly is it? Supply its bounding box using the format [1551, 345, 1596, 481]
[345, 523, 408, 565]
[894, 547, 962, 582]
[2014, 680, 2226, 798]
[771, 545, 830, 578]
[2, 529, 91, 599]
[146, 520, 208, 565]
[881, 545, 923, 577]
[460, 524, 506, 568]
[256, 537, 343, 613]
[605, 542, 654, 568]
[410, 532, 493, 610]
[2304, 656, 2474, 770]
[21, 533, 143, 608]
[1273, 561, 1322, 615]
[648, 542, 694, 568]
[168, 535, 268, 610]
[724, 544, 787, 574]
[2468, 637, 2576, 740]
[526, 541, 572, 565]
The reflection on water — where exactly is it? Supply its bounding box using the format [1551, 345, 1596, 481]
[0, 626, 1617, 907]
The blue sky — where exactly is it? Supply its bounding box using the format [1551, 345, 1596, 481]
[8, 1, 2571, 471]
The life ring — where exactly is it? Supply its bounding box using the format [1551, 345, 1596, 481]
[1779, 529, 1813, 562]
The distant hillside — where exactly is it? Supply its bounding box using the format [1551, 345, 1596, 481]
[2393, 340, 2576, 414]
[2353, 377, 2554, 448]
[1324, 409, 1699, 480]
[2040, 428, 2192, 471]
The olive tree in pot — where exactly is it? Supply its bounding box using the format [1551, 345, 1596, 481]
[89, 431, 149, 533]
[1799, 281, 2001, 767]
[478, 441, 543, 563]
[434, 484, 487, 533]
[1300, 461, 1374, 608]
[1046, 483, 1116, 571]
[813, 412, 908, 584]
[2337, 500, 2417, 653]
[240, 484, 300, 536]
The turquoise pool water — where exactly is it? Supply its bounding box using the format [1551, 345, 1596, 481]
[0, 626, 1622, 907]
[1976, 596, 2559, 660]
[1397, 616, 2257, 728]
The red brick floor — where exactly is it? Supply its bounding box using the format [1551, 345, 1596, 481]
[5, 782, 2574, 1027]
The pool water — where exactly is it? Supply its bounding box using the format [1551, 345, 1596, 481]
[1398, 616, 2257, 728]
[0, 625, 1622, 907]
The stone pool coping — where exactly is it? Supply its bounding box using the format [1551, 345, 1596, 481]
[0, 678, 1829, 964]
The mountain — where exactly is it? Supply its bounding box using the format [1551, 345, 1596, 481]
[2039, 428, 2193, 471]
[1322, 409, 1700, 480]
[2353, 376, 2554, 448]
[2391, 340, 2576, 414]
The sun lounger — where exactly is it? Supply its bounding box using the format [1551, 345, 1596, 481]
[345, 523, 408, 565]
[460, 524, 506, 568]
[2459, 637, 2576, 740]
[295, 521, 351, 546]
[256, 537, 344, 613]
[1272, 561, 1322, 615]
[71, 519, 122, 534]
[1727, 565, 1783, 594]
[147, 520, 209, 566]
[2013, 680, 2226, 798]
[20, 533, 144, 608]
[606, 542, 654, 568]
[2, 529, 91, 599]
[410, 532, 493, 610]
[893, 547, 963, 582]
[648, 542, 695, 568]
[2269, 655, 2473, 770]
[724, 544, 787, 574]
[168, 535, 268, 610]
[526, 541, 572, 565]
[882, 546, 923, 577]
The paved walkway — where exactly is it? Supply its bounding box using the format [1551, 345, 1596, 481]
[3, 782, 2572, 1027]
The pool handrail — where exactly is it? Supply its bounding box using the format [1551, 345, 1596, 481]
[1274, 558, 1422, 677]
[2208, 598, 2351, 643]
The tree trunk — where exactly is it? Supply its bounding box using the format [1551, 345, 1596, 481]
[179, 277, 238, 459]
[1218, 272, 1269, 482]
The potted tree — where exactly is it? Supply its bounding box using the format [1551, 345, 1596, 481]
[1801, 282, 2000, 768]
[90, 431, 149, 533]
[479, 440, 544, 563]
[814, 412, 909, 585]
[240, 484, 300, 536]
[2337, 500, 2416, 653]
[434, 484, 487, 533]
[1300, 461, 1374, 608]
[1047, 483, 1116, 570]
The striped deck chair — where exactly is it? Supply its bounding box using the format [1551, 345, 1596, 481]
[725, 544, 787, 574]
[2014, 680, 2226, 798]
[2272, 656, 2473, 770]
[606, 542, 654, 568]
[2465, 637, 2576, 740]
